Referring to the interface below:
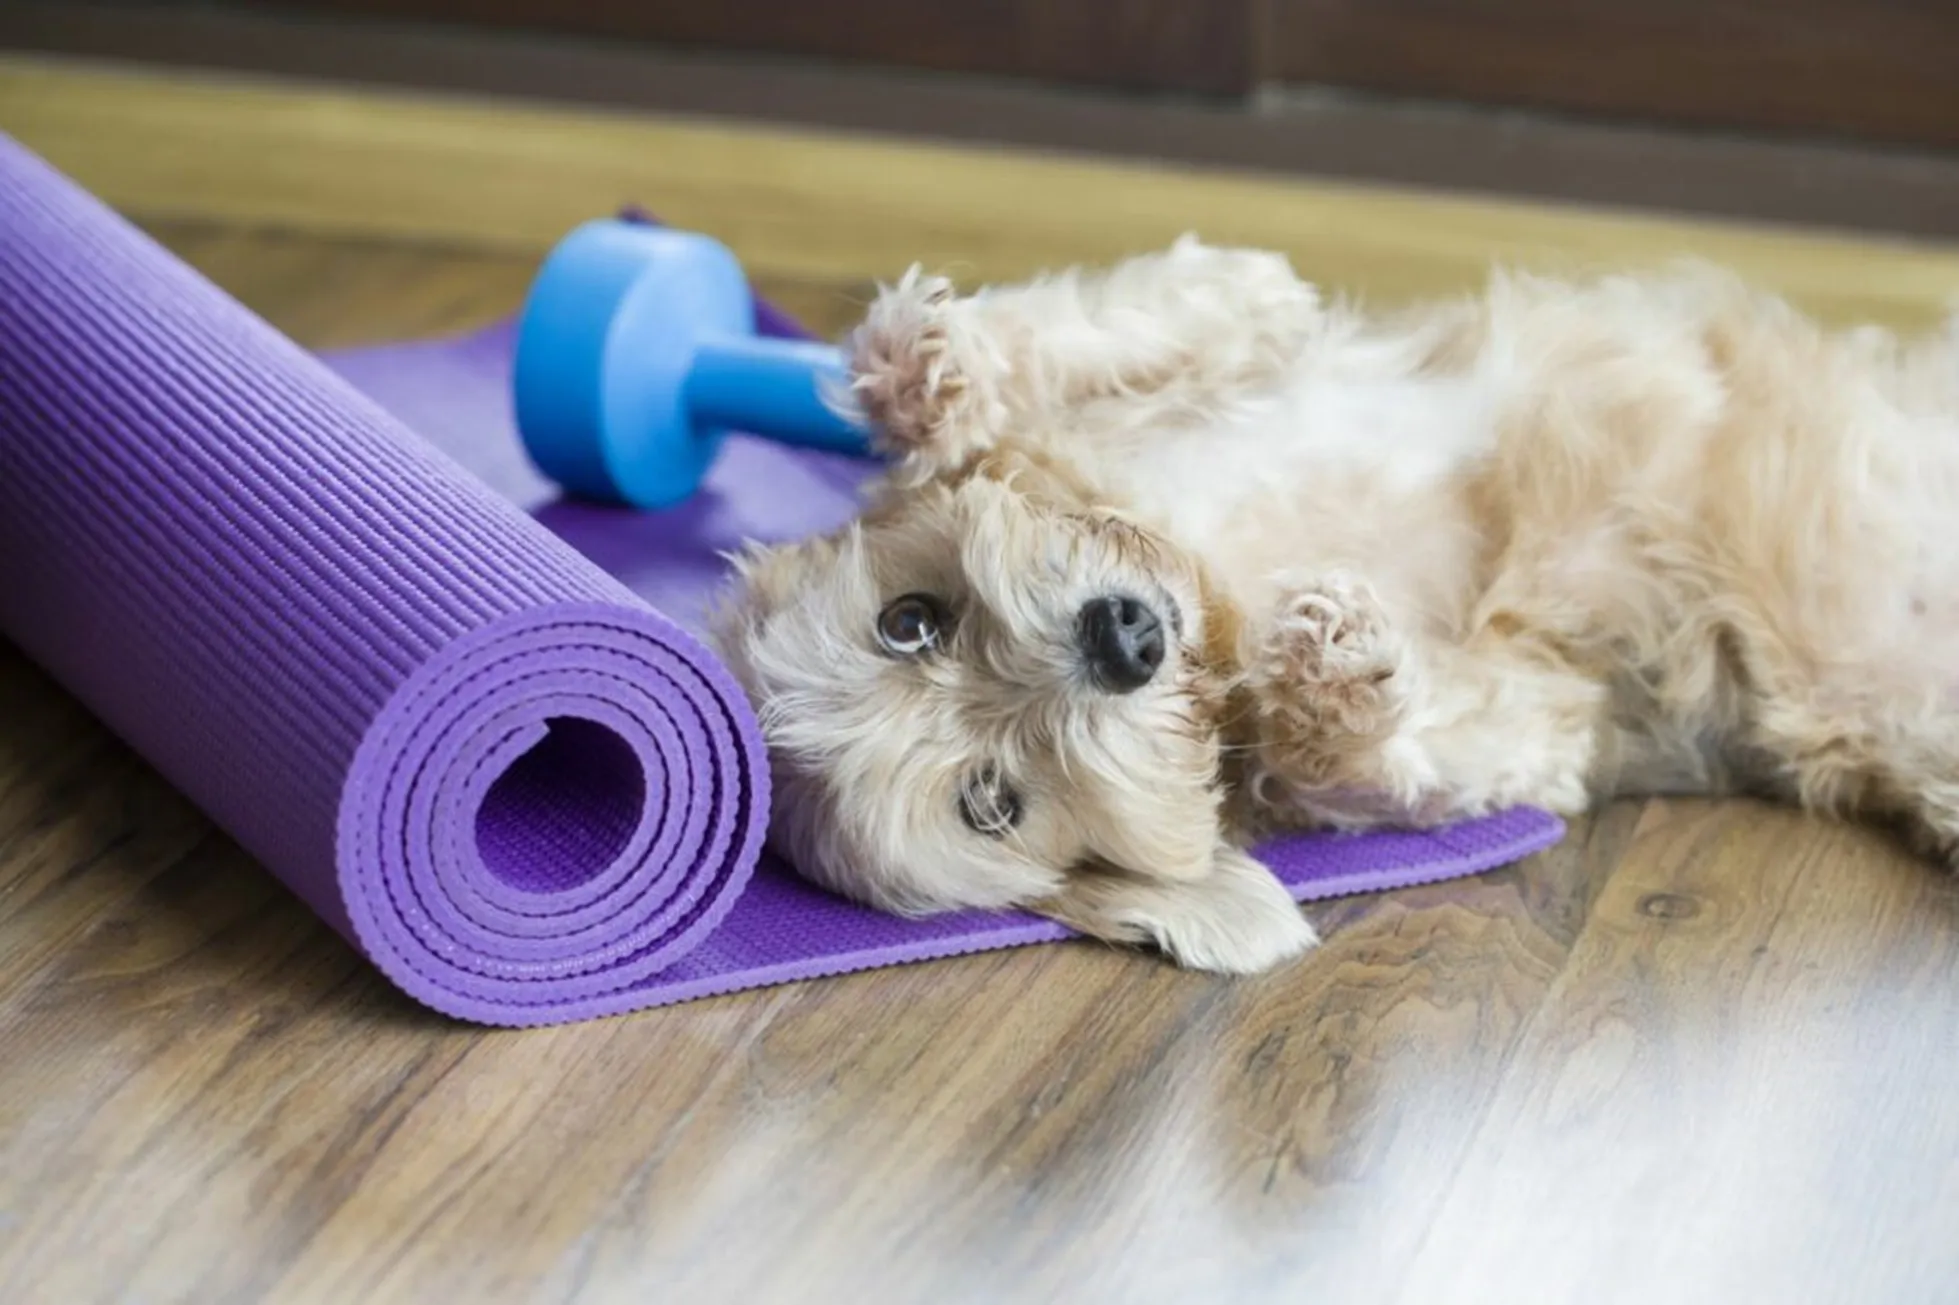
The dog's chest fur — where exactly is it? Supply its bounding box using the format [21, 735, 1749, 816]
[1087, 364, 1500, 636]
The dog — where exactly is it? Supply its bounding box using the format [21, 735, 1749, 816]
[708, 236, 1959, 975]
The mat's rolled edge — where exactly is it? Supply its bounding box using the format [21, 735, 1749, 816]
[0, 134, 775, 1027]
[334, 599, 772, 1027]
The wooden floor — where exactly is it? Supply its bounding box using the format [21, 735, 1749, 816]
[3, 55, 1959, 1305]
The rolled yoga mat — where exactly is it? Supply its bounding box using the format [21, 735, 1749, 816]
[0, 136, 1566, 1026]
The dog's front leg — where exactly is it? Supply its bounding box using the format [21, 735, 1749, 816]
[1241, 573, 1606, 830]
[846, 237, 1321, 477]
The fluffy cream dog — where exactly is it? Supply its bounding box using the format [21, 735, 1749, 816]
[709, 236, 1959, 975]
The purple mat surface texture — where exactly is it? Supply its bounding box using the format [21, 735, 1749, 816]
[0, 135, 1565, 1026]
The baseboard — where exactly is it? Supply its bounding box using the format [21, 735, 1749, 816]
[3, 0, 1958, 244]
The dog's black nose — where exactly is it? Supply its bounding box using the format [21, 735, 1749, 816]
[1077, 594, 1165, 692]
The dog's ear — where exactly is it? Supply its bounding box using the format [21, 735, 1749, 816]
[1035, 844, 1318, 975]
[705, 532, 847, 689]
[711, 539, 797, 633]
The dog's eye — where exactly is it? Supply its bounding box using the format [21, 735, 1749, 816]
[876, 593, 946, 656]
[958, 766, 1024, 838]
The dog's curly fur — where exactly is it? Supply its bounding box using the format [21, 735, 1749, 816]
[709, 235, 1959, 975]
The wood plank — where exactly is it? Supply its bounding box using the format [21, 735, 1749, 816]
[1269, 0, 1959, 151]
[1393, 799, 1959, 1304]
[5, 57, 1959, 333]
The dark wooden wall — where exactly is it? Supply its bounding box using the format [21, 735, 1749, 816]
[274, 0, 1255, 96]
[89, 0, 1959, 151]
[1269, 0, 1959, 151]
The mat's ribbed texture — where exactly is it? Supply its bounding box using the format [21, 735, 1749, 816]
[0, 136, 1565, 1025]
[0, 136, 766, 1024]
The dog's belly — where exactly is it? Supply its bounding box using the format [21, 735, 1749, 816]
[1531, 390, 1959, 806]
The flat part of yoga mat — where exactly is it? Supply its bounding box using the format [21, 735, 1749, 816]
[0, 136, 1563, 1026]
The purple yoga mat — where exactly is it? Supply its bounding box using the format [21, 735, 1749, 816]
[0, 136, 1565, 1026]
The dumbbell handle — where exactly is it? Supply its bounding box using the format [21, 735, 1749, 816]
[685, 334, 867, 456]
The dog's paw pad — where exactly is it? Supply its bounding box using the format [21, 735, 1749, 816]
[847, 269, 979, 450]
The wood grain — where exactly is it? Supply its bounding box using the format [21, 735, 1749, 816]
[1396, 800, 1959, 1304]
[1, 58, 1957, 1305]
[1267, 0, 1959, 152]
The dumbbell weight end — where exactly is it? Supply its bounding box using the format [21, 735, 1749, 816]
[512, 218, 873, 511]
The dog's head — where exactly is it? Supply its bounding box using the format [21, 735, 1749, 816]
[710, 444, 1316, 973]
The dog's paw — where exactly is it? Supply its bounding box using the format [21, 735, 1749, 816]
[1079, 235, 1319, 390]
[1157, 235, 1320, 358]
[1253, 573, 1405, 738]
[847, 268, 988, 454]
[1039, 843, 1318, 976]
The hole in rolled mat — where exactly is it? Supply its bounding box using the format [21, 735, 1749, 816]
[475, 717, 646, 893]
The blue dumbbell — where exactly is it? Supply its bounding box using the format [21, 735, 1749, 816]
[512, 218, 875, 509]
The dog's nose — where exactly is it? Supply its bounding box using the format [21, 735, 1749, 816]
[1077, 595, 1165, 692]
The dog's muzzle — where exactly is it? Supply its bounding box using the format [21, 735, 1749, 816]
[1077, 594, 1166, 692]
